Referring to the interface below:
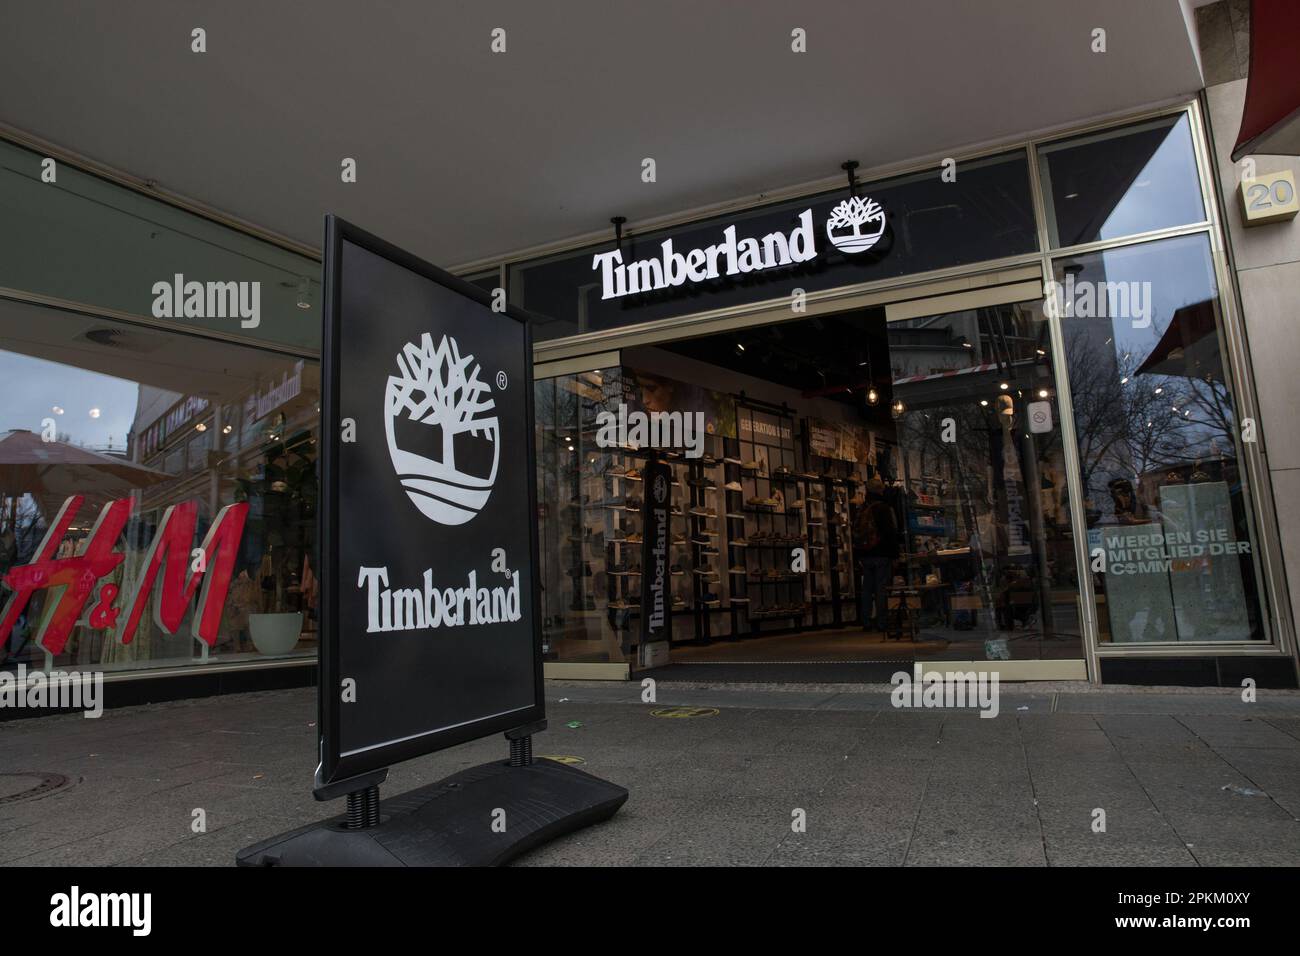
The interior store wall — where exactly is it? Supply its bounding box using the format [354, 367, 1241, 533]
[624, 340, 884, 438]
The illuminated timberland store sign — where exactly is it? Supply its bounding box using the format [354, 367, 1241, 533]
[0, 494, 247, 654]
[592, 196, 887, 300]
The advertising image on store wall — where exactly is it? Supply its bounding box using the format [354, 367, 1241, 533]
[316, 216, 545, 789]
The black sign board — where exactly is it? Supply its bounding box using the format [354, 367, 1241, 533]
[638, 459, 672, 644]
[317, 216, 544, 790]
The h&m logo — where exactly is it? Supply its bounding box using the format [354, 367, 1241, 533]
[0, 495, 248, 654]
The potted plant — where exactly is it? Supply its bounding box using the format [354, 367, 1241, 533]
[235, 427, 317, 655]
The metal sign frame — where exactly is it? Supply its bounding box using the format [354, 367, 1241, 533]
[316, 215, 545, 791]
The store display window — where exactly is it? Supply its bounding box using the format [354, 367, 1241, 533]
[1054, 234, 1268, 643]
[0, 304, 320, 673]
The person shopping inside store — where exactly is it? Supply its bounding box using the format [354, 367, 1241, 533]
[853, 476, 900, 633]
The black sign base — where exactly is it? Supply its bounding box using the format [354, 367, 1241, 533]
[235, 759, 627, 867]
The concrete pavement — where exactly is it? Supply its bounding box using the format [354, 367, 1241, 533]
[3, 680, 1300, 866]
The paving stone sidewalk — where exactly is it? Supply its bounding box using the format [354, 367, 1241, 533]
[3, 681, 1300, 866]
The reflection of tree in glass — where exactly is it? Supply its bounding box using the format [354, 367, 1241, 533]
[1065, 329, 1197, 517]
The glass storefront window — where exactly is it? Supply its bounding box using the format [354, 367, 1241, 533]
[534, 366, 632, 664]
[1054, 234, 1267, 643]
[1037, 113, 1206, 248]
[889, 300, 1084, 660]
[534, 299, 1090, 668]
[0, 303, 320, 672]
[0, 139, 322, 353]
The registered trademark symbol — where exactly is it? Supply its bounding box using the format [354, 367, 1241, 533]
[496, 370, 508, 390]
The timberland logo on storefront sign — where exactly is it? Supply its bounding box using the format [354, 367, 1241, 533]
[356, 561, 521, 632]
[384, 332, 501, 526]
[592, 196, 887, 300]
[825, 196, 887, 254]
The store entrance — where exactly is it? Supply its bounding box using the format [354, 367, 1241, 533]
[533, 288, 1087, 680]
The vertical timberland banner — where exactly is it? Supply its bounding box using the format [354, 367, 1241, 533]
[639, 458, 672, 645]
[317, 217, 544, 788]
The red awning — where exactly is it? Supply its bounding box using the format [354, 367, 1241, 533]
[1133, 299, 1223, 380]
[1231, 0, 1300, 160]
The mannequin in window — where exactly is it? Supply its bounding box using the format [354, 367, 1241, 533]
[853, 476, 900, 633]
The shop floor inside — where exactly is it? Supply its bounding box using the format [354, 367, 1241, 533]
[637, 623, 1087, 682]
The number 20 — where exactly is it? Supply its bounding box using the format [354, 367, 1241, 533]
[1247, 178, 1295, 210]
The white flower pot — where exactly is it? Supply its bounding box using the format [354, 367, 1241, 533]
[249, 612, 303, 655]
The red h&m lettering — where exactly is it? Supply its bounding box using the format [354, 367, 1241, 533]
[0, 496, 131, 655]
[0, 496, 249, 655]
[116, 500, 249, 647]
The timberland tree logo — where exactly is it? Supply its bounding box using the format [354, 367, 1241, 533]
[652, 471, 668, 504]
[825, 195, 886, 254]
[384, 333, 501, 526]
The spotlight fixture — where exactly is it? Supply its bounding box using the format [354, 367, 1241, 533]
[999, 381, 1009, 391]
[195, 422, 207, 432]
[1038, 389, 1049, 398]
[222, 424, 233, 434]
[980, 399, 989, 407]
